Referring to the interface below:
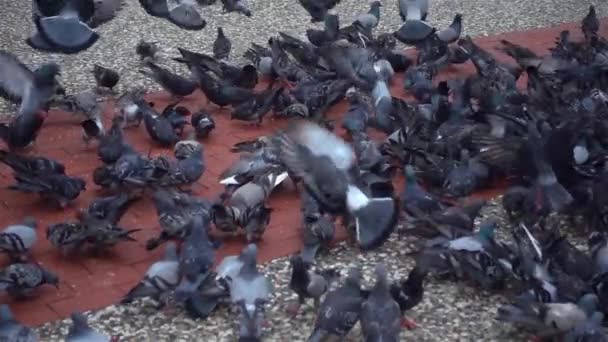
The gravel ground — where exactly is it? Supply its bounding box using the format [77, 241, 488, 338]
[1, 0, 604, 341]
[37, 198, 532, 342]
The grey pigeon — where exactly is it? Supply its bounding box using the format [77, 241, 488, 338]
[228, 244, 272, 339]
[0, 50, 62, 118]
[0, 217, 38, 261]
[139, 61, 198, 99]
[563, 311, 607, 342]
[361, 263, 401, 342]
[354, 1, 382, 32]
[299, 190, 335, 264]
[66, 312, 111, 342]
[174, 215, 215, 302]
[218, 149, 279, 187]
[496, 293, 599, 338]
[139, 0, 206, 30]
[155, 138, 205, 189]
[58, 90, 104, 144]
[436, 13, 463, 44]
[30, 0, 125, 54]
[215, 244, 257, 291]
[276, 120, 398, 250]
[0, 262, 59, 298]
[395, 0, 434, 44]
[213, 27, 232, 60]
[147, 189, 212, 250]
[122, 242, 180, 304]
[308, 267, 364, 341]
[0, 304, 38, 342]
[287, 254, 338, 317]
[213, 171, 286, 241]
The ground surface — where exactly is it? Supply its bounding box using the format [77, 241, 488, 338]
[0, 1, 606, 341]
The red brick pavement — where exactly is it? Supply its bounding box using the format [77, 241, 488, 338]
[0, 19, 605, 325]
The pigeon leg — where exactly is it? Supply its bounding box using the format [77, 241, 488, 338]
[401, 317, 417, 330]
[285, 301, 301, 317]
[529, 336, 544, 342]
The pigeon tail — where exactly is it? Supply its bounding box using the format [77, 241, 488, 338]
[35, 16, 99, 54]
[394, 20, 435, 45]
[351, 192, 398, 250]
[167, 3, 206, 30]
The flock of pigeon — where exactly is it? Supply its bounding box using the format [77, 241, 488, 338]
[1, 0, 608, 341]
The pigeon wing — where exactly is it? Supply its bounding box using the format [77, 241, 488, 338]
[0, 51, 33, 103]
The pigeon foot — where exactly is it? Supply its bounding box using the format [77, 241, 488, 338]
[401, 317, 417, 330]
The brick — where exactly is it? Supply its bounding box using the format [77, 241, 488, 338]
[48, 287, 123, 318]
[9, 302, 59, 326]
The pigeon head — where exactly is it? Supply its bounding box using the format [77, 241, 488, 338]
[370, 1, 382, 7]
[373, 263, 389, 286]
[240, 243, 258, 263]
[34, 63, 61, 84]
[174, 139, 202, 159]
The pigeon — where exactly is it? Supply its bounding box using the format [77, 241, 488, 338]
[228, 244, 273, 338]
[59, 90, 104, 144]
[30, 0, 125, 54]
[191, 110, 216, 138]
[97, 117, 128, 164]
[0, 304, 38, 342]
[276, 120, 398, 250]
[0, 150, 65, 175]
[142, 102, 181, 146]
[308, 267, 364, 341]
[230, 85, 284, 125]
[299, 189, 336, 264]
[0, 262, 59, 298]
[394, 0, 434, 44]
[0, 217, 38, 261]
[497, 294, 599, 339]
[0, 51, 62, 117]
[147, 189, 212, 250]
[174, 215, 215, 302]
[7, 172, 86, 208]
[220, 0, 252, 17]
[135, 39, 159, 61]
[298, 0, 341, 22]
[155, 138, 205, 189]
[436, 13, 463, 44]
[287, 254, 338, 317]
[66, 312, 112, 342]
[215, 243, 257, 290]
[389, 265, 427, 329]
[92, 64, 120, 92]
[139, 61, 198, 99]
[121, 242, 180, 304]
[213, 27, 232, 60]
[360, 263, 402, 342]
[354, 1, 382, 32]
[212, 171, 285, 241]
[139, 0, 207, 30]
